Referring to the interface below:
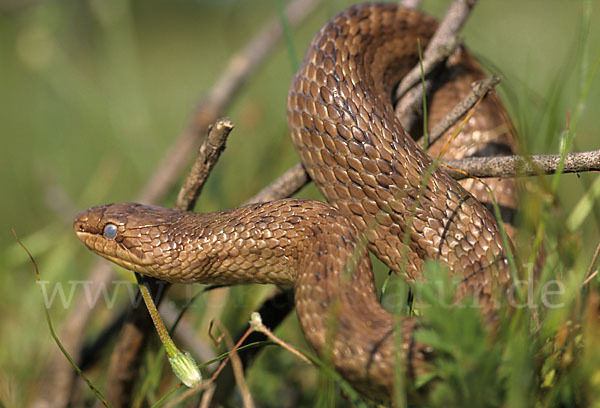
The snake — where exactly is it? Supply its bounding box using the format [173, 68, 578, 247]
[74, 3, 518, 401]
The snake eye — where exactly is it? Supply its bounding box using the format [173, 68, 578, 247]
[103, 223, 118, 239]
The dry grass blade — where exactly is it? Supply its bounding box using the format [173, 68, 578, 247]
[213, 322, 255, 408]
[583, 242, 600, 287]
[395, 0, 478, 129]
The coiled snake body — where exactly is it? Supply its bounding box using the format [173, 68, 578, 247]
[74, 4, 517, 401]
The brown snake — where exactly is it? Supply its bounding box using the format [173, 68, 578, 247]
[74, 3, 518, 401]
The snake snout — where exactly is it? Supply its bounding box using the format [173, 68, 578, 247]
[73, 205, 111, 236]
[73, 208, 95, 237]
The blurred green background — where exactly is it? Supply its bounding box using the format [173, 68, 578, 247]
[1, 0, 599, 406]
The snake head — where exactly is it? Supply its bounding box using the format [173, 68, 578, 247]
[73, 202, 192, 281]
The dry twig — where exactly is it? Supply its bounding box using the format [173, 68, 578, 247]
[419, 75, 501, 148]
[175, 118, 234, 211]
[442, 150, 600, 180]
[245, 162, 309, 204]
[395, 0, 477, 129]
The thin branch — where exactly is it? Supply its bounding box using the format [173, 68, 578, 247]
[175, 118, 234, 211]
[210, 289, 295, 404]
[249, 313, 311, 363]
[582, 269, 599, 287]
[418, 75, 501, 148]
[442, 150, 600, 180]
[395, 36, 457, 101]
[244, 149, 600, 207]
[395, 0, 476, 100]
[199, 383, 217, 408]
[395, 0, 478, 129]
[244, 162, 309, 204]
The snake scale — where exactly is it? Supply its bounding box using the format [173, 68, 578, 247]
[74, 3, 518, 401]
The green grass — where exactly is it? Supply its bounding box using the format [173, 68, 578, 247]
[1, 0, 599, 406]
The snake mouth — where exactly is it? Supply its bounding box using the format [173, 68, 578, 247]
[75, 228, 156, 276]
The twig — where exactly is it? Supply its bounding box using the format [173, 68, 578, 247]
[198, 383, 217, 408]
[583, 270, 599, 287]
[244, 162, 309, 204]
[418, 75, 501, 148]
[395, 0, 478, 129]
[442, 150, 600, 180]
[395, 36, 454, 100]
[210, 289, 295, 404]
[395, 0, 476, 99]
[243, 148, 600, 206]
[249, 313, 311, 363]
[175, 118, 234, 211]
[396, 84, 430, 133]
